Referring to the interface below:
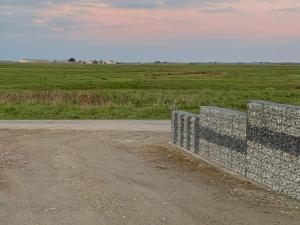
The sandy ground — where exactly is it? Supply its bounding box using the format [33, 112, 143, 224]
[0, 121, 299, 225]
[0, 120, 170, 132]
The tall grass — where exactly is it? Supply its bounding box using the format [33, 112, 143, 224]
[0, 63, 299, 119]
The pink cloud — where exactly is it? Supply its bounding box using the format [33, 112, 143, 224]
[33, 0, 300, 40]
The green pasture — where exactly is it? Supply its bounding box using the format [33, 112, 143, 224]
[0, 63, 299, 119]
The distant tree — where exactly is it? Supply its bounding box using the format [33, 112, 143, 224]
[92, 60, 98, 64]
[68, 58, 76, 63]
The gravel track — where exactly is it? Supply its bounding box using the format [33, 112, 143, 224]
[0, 121, 299, 225]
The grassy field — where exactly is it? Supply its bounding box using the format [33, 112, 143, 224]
[0, 63, 299, 119]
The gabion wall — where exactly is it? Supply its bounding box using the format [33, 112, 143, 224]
[171, 111, 200, 152]
[246, 101, 300, 200]
[199, 107, 247, 176]
[171, 100, 300, 201]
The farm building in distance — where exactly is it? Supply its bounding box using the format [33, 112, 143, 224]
[19, 59, 52, 63]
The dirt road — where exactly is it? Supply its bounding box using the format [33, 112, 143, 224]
[0, 120, 170, 132]
[0, 121, 299, 225]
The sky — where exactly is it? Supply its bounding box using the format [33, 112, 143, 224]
[1, 0, 300, 62]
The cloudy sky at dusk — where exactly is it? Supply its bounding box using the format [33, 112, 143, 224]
[1, 0, 300, 62]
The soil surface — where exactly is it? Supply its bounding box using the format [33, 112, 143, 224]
[0, 121, 299, 225]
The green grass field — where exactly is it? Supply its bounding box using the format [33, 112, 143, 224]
[0, 63, 299, 119]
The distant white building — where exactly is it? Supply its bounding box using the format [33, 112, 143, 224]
[52, 60, 68, 64]
[105, 60, 117, 64]
[19, 59, 51, 63]
[96, 60, 117, 65]
[19, 59, 31, 63]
